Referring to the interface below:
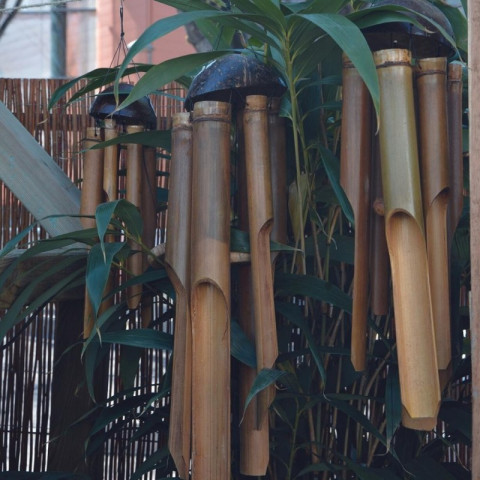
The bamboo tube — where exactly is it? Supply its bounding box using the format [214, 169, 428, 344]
[447, 63, 464, 245]
[375, 49, 440, 425]
[190, 101, 231, 480]
[166, 113, 193, 480]
[243, 95, 278, 425]
[103, 119, 119, 203]
[370, 137, 390, 316]
[141, 146, 157, 328]
[236, 108, 270, 476]
[416, 57, 451, 386]
[126, 125, 145, 310]
[340, 55, 373, 372]
[81, 128, 104, 339]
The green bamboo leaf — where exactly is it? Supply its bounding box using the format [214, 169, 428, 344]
[275, 272, 352, 313]
[0, 222, 38, 258]
[100, 329, 174, 350]
[86, 242, 125, 315]
[406, 455, 458, 480]
[320, 145, 355, 225]
[90, 130, 171, 151]
[385, 364, 402, 451]
[435, 3, 467, 54]
[439, 400, 472, 443]
[231, 320, 256, 367]
[130, 447, 171, 480]
[296, 13, 379, 112]
[242, 368, 289, 420]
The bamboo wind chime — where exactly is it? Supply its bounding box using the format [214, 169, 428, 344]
[80, 84, 158, 336]
[341, 2, 463, 430]
[165, 54, 287, 479]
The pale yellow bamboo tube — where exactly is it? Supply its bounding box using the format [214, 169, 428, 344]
[375, 49, 440, 424]
[237, 108, 270, 476]
[190, 101, 231, 480]
[416, 57, 451, 386]
[370, 138, 390, 316]
[166, 113, 193, 480]
[340, 55, 372, 372]
[268, 97, 288, 249]
[447, 63, 464, 245]
[243, 95, 278, 425]
[103, 119, 119, 203]
[126, 125, 145, 310]
[81, 128, 104, 338]
[141, 146, 157, 328]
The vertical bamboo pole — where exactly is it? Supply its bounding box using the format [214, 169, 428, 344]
[374, 49, 440, 426]
[447, 63, 464, 245]
[468, 0, 480, 476]
[416, 57, 451, 388]
[370, 138, 389, 316]
[81, 127, 104, 338]
[103, 119, 119, 203]
[126, 125, 145, 310]
[190, 101, 231, 480]
[340, 55, 373, 372]
[141, 146, 157, 328]
[166, 113, 193, 480]
[243, 95, 278, 425]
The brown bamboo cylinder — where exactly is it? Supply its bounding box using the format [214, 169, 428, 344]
[190, 101, 231, 480]
[447, 63, 464, 245]
[126, 125, 145, 310]
[375, 49, 440, 425]
[166, 113, 193, 480]
[340, 55, 373, 372]
[416, 57, 451, 385]
[103, 119, 119, 203]
[370, 137, 390, 316]
[236, 108, 270, 476]
[81, 127, 104, 339]
[140, 146, 157, 328]
[243, 95, 278, 425]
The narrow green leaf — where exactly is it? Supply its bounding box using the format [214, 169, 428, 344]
[231, 320, 256, 367]
[385, 365, 402, 451]
[90, 130, 172, 151]
[297, 13, 379, 112]
[100, 329, 174, 350]
[130, 446, 171, 480]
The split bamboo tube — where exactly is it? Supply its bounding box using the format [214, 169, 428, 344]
[81, 127, 104, 338]
[375, 49, 440, 425]
[140, 146, 157, 328]
[126, 125, 145, 310]
[340, 55, 373, 372]
[447, 63, 464, 245]
[243, 95, 278, 425]
[236, 108, 270, 476]
[190, 101, 231, 480]
[416, 57, 452, 387]
[166, 113, 193, 480]
[370, 138, 390, 316]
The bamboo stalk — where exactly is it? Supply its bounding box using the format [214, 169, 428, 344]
[103, 119, 119, 203]
[447, 63, 464, 245]
[190, 101, 231, 480]
[243, 95, 278, 425]
[141, 146, 157, 328]
[126, 125, 145, 310]
[81, 127, 104, 339]
[166, 112, 193, 480]
[375, 49, 440, 425]
[236, 107, 270, 476]
[370, 137, 390, 316]
[416, 57, 451, 387]
[340, 55, 373, 372]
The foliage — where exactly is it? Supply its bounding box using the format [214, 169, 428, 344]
[0, 0, 471, 479]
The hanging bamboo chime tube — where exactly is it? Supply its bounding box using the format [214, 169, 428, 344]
[81, 127, 105, 338]
[103, 119, 119, 203]
[416, 57, 452, 388]
[447, 62, 464, 245]
[374, 49, 440, 427]
[166, 112, 193, 480]
[340, 55, 373, 372]
[190, 101, 231, 480]
[140, 146, 157, 328]
[236, 106, 269, 476]
[370, 138, 390, 316]
[125, 124, 145, 310]
[243, 95, 278, 425]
